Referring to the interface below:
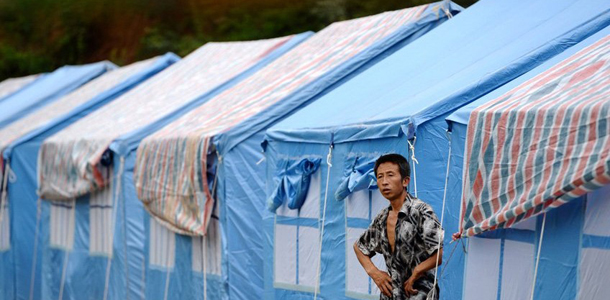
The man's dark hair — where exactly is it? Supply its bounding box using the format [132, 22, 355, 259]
[374, 153, 410, 179]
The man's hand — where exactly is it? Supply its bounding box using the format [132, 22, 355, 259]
[403, 274, 419, 297]
[370, 269, 393, 297]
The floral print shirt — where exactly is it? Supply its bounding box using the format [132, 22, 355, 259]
[356, 193, 444, 300]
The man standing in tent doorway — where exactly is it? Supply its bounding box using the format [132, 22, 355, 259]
[354, 153, 444, 300]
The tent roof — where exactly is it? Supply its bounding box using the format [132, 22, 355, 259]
[132, 2, 458, 235]
[0, 74, 41, 100]
[265, 0, 610, 145]
[454, 26, 610, 237]
[38, 34, 307, 200]
[446, 26, 610, 126]
[0, 61, 115, 128]
[0, 55, 177, 160]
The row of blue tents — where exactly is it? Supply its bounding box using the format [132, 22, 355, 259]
[1, 0, 609, 299]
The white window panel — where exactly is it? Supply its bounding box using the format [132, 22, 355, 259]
[192, 218, 221, 275]
[274, 224, 296, 285]
[371, 190, 388, 218]
[149, 218, 175, 268]
[89, 185, 113, 256]
[584, 185, 610, 236]
[50, 200, 76, 250]
[0, 201, 9, 251]
[346, 226, 387, 298]
[463, 237, 501, 300]
[276, 199, 298, 217]
[346, 227, 368, 295]
[578, 248, 610, 300]
[346, 189, 369, 219]
[501, 240, 534, 300]
[299, 170, 321, 219]
[298, 226, 320, 288]
[509, 215, 537, 231]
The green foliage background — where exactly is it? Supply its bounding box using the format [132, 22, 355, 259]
[0, 0, 476, 81]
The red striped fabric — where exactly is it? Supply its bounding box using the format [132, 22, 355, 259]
[0, 59, 157, 192]
[134, 5, 436, 235]
[37, 36, 294, 201]
[460, 34, 610, 237]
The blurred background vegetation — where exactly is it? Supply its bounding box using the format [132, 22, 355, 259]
[0, 0, 476, 81]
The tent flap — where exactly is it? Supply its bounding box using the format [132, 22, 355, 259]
[334, 155, 377, 200]
[460, 34, 610, 237]
[268, 157, 322, 212]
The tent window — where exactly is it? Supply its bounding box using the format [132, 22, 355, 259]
[345, 189, 387, 298]
[149, 218, 175, 269]
[273, 169, 321, 292]
[463, 217, 538, 300]
[89, 185, 113, 257]
[579, 185, 610, 299]
[0, 200, 9, 251]
[463, 237, 501, 300]
[192, 217, 221, 275]
[50, 200, 75, 250]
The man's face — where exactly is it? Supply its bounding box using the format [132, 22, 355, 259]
[376, 162, 409, 201]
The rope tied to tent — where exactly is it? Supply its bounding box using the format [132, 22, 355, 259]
[103, 156, 125, 300]
[407, 137, 418, 197]
[202, 235, 207, 300]
[0, 161, 10, 232]
[0, 162, 10, 265]
[59, 198, 76, 300]
[530, 212, 547, 300]
[313, 143, 333, 300]
[441, 0, 454, 19]
[28, 197, 42, 300]
[199, 150, 221, 300]
[429, 130, 452, 299]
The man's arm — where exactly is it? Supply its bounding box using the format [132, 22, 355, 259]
[403, 248, 443, 296]
[353, 242, 392, 297]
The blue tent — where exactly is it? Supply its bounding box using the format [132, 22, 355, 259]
[0, 62, 115, 128]
[122, 3, 458, 300]
[262, 0, 610, 299]
[445, 25, 610, 300]
[0, 54, 179, 300]
[32, 35, 310, 300]
[0, 74, 43, 102]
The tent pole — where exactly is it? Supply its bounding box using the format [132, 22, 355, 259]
[104, 157, 125, 300]
[431, 131, 452, 298]
[530, 212, 547, 300]
[28, 197, 41, 300]
[407, 137, 419, 197]
[314, 144, 333, 300]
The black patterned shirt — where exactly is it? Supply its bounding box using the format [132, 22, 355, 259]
[356, 193, 444, 300]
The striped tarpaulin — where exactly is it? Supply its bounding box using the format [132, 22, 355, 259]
[0, 74, 39, 99]
[460, 34, 610, 237]
[134, 5, 433, 235]
[37, 36, 294, 201]
[0, 58, 159, 188]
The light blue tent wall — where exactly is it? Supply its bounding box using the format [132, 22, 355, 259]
[0, 61, 114, 300]
[208, 4, 460, 300]
[262, 0, 610, 299]
[444, 24, 610, 300]
[0, 62, 115, 128]
[31, 34, 311, 300]
[0, 54, 179, 300]
[111, 33, 311, 300]
[113, 5, 460, 300]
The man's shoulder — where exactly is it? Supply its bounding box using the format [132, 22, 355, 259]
[409, 196, 435, 214]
